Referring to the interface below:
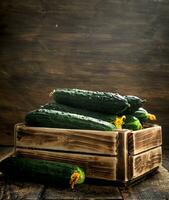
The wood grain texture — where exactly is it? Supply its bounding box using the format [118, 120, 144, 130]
[16, 148, 117, 181]
[129, 146, 162, 179]
[16, 123, 118, 156]
[128, 125, 162, 155]
[120, 166, 169, 200]
[162, 148, 169, 171]
[43, 184, 122, 200]
[0, 0, 169, 147]
[0, 178, 44, 200]
[0, 177, 123, 200]
[117, 129, 131, 182]
[0, 151, 168, 199]
[1, 167, 169, 200]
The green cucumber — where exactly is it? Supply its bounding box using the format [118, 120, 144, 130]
[0, 157, 85, 189]
[122, 95, 146, 114]
[41, 102, 125, 128]
[25, 109, 116, 131]
[133, 107, 156, 123]
[51, 88, 130, 115]
[122, 115, 142, 131]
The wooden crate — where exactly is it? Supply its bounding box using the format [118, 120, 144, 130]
[15, 123, 162, 183]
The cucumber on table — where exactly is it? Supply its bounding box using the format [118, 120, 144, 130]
[25, 109, 116, 131]
[133, 107, 157, 123]
[0, 157, 85, 189]
[122, 115, 142, 131]
[51, 88, 130, 115]
[41, 102, 125, 129]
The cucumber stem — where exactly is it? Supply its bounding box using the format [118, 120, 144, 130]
[69, 172, 80, 189]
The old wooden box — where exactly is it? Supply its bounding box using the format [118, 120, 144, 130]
[15, 123, 162, 183]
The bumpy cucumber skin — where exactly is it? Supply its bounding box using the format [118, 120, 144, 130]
[133, 107, 148, 123]
[0, 157, 85, 185]
[52, 89, 129, 115]
[122, 95, 146, 114]
[122, 115, 142, 131]
[25, 109, 116, 131]
[41, 102, 117, 123]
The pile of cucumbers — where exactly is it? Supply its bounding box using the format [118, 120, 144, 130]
[25, 88, 157, 131]
[0, 89, 157, 189]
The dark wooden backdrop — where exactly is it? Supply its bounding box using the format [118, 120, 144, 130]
[0, 0, 169, 146]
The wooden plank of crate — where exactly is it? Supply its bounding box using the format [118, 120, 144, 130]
[116, 129, 131, 182]
[129, 146, 162, 179]
[128, 125, 162, 155]
[16, 148, 117, 181]
[16, 123, 118, 156]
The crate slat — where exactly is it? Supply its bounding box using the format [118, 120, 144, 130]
[17, 148, 117, 181]
[129, 146, 162, 179]
[117, 130, 131, 182]
[16, 123, 118, 156]
[128, 125, 162, 155]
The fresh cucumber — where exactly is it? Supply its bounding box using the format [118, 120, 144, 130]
[122, 115, 142, 131]
[0, 157, 85, 189]
[41, 102, 125, 129]
[25, 109, 116, 131]
[51, 88, 130, 115]
[123, 95, 146, 114]
[133, 107, 156, 123]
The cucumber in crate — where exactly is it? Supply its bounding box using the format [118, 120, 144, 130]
[51, 88, 130, 115]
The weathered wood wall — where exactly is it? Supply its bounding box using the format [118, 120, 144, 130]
[0, 0, 169, 145]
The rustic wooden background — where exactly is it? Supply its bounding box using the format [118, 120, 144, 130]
[0, 0, 169, 146]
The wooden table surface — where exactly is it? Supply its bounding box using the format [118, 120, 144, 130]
[0, 149, 169, 200]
